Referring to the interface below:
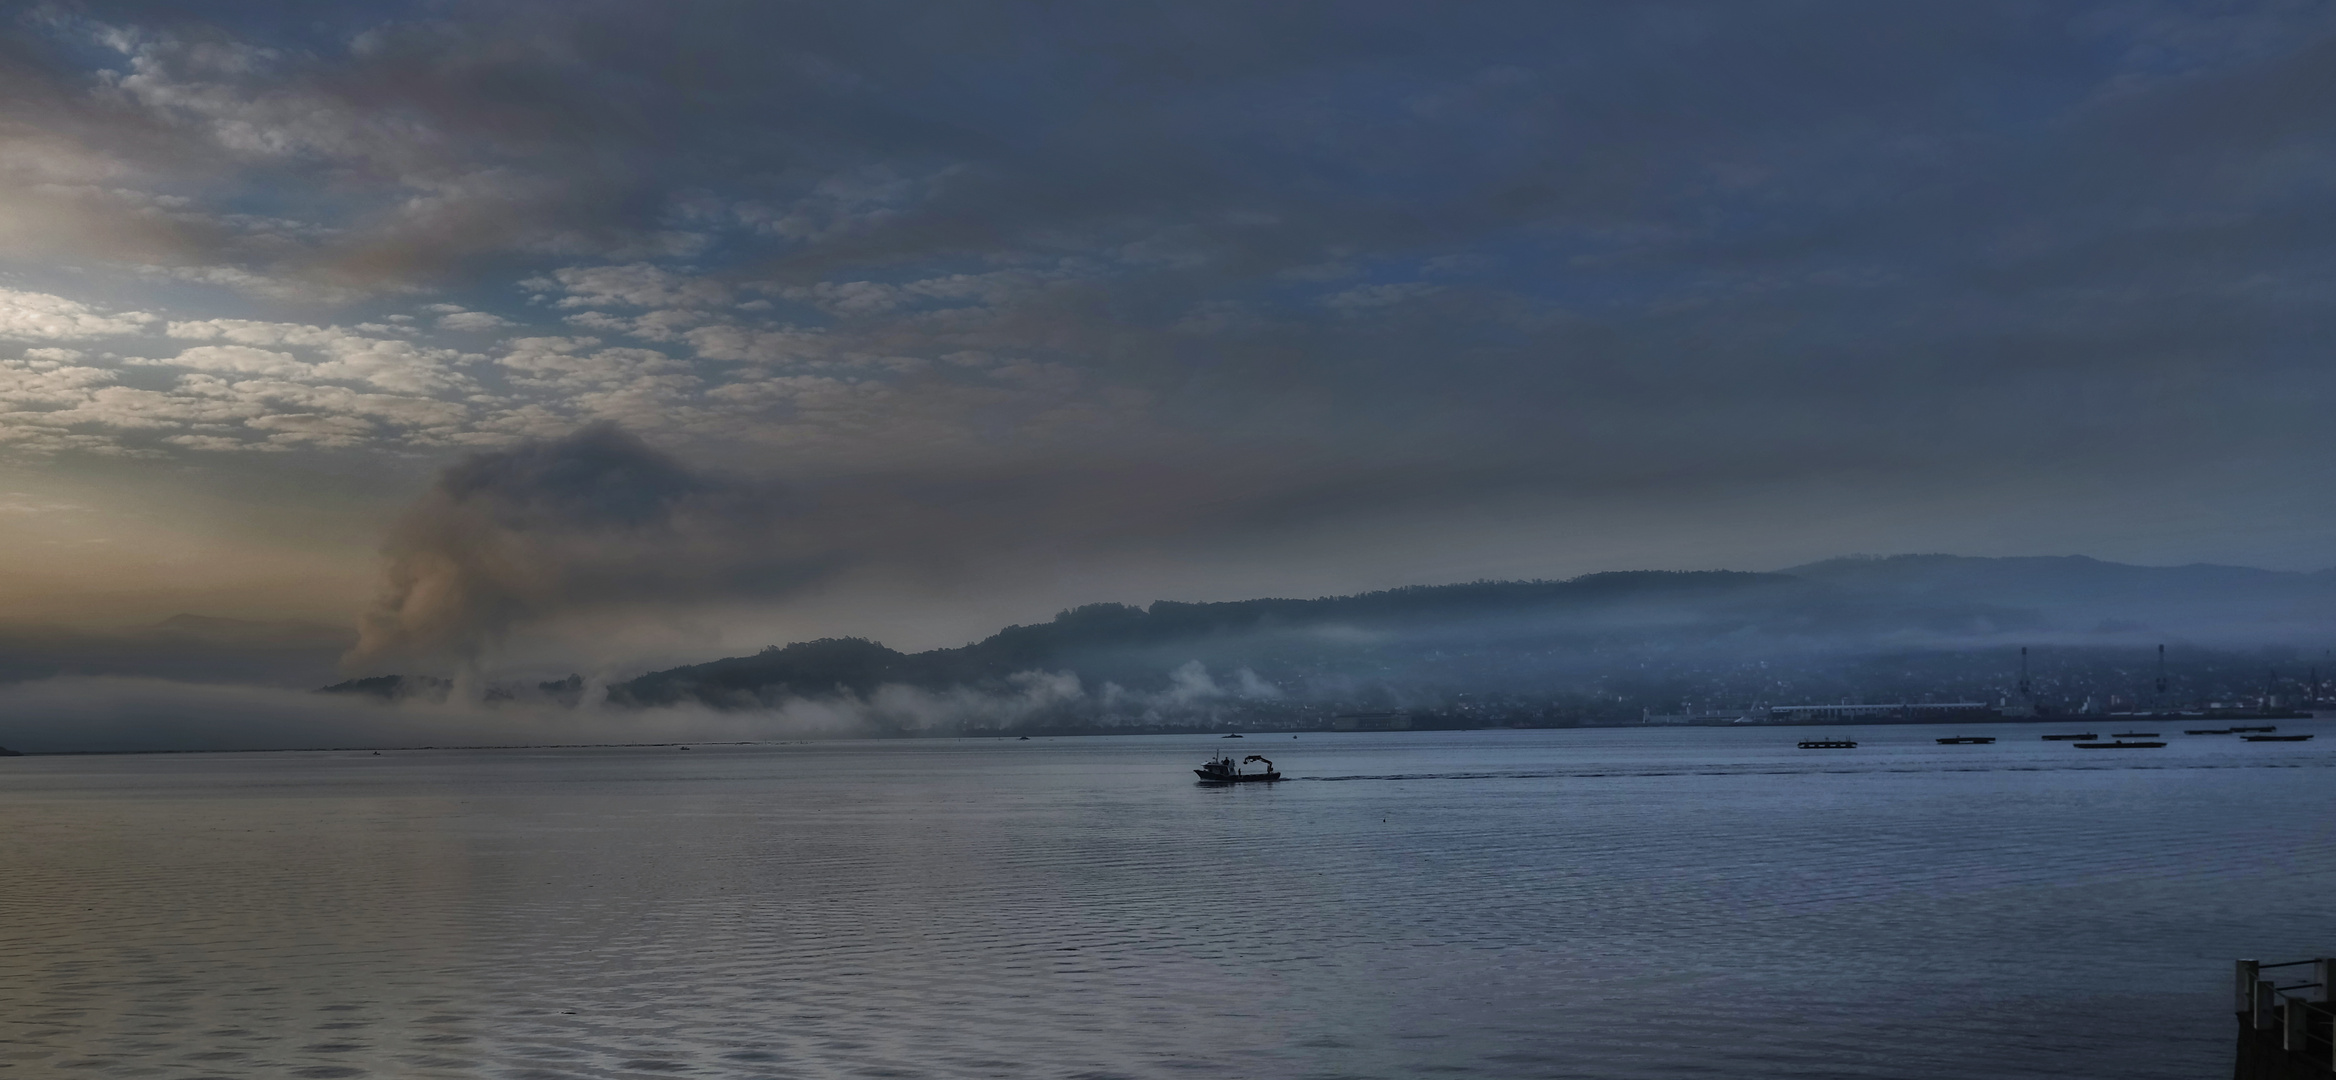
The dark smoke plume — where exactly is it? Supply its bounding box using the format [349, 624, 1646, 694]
[349, 424, 836, 672]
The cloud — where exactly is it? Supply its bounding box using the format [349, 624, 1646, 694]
[145, 343, 309, 377]
[167, 318, 475, 393]
[136, 264, 373, 304]
[0, 676, 851, 753]
[0, 493, 89, 514]
[780, 280, 905, 317]
[0, 1, 2330, 581]
[0, 287, 156, 340]
[535, 264, 732, 309]
[435, 310, 513, 332]
[0, 670, 1125, 752]
[1322, 282, 1443, 312]
[349, 423, 839, 671]
[497, 337, 690, 390]
[0, 358, 117, 404]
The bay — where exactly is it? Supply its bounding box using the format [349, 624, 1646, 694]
[2, 724, 2331, 1078]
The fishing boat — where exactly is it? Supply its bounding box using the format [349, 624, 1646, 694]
[1798, 739, 1857, 749]
[1195, 752, 1282, 783]
[2073, 740, 2165, 749]
[2242, 734, 2313, 742]
[2040, 733, 2098, 741]
[1936, 736, 1995, 744]
[2110, 731, 2158, 738]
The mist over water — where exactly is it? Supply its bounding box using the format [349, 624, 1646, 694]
[3, 726, 2329, 1079]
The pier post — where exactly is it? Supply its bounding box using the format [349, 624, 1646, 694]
[2319, 958, 2335, 1003]
[2239, 959, 2261, 1013]
[2257, 980, 2279, 1030]
[2285, 998, 2309, 1051]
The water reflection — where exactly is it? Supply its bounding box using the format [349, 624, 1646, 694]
[1, 729, 2331, 1078]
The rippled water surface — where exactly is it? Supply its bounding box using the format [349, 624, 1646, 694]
[4, 724, 2334, 1078]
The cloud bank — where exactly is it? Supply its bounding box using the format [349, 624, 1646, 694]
[0, 677, 852, 754]
[2, 2, 2335, 639]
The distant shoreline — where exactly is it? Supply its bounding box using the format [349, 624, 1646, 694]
[3, 713, 2324, 757]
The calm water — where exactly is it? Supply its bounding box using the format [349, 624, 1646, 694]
[3, 724, 2333, 1079]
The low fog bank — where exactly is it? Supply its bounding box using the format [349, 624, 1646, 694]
[0, 615, 354, 689]
[4, 632, 2326, 753]
[0, 667, 1288, 753]
[0, 677, 868, 754]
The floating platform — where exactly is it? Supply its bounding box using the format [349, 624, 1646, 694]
[2243, 734, 2313, 742]
[2041, 733, 2099, 741]
[2074, 740, 2165, 749]
[1936, 736, 1995, 744]
[1797, 739, 1857, 749]
[2186, 729, 2232, 735]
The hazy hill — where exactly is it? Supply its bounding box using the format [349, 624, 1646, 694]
[602, 556, 2336, 716]
[599, 567, 2022, 711]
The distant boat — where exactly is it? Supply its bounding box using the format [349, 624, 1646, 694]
[2243, 734, 2313, 742]
[2074, 740, 2165, 749]
[1221, 733, 1243, 739]
[1195, 752, 1281, 783]
[2229, 725, 2278, 733]
[2110, 731, 2157, 738]
[1936, 736, 1995, 744]
[1798, 739, 1857, 749]
[2041, 733, 2098, 741]
[2184, 729, 2231, 735]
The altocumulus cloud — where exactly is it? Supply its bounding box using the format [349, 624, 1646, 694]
[0, 1, 2331, 602]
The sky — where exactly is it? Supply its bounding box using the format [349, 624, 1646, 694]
[2, 0, 2334, 672]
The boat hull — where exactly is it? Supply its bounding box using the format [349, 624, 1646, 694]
[1194, 770, 1282, 783]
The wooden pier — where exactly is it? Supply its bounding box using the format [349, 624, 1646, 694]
[2235, 958, 2335, 1079]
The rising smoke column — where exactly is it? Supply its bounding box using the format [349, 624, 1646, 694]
[348, 423, 837, 673]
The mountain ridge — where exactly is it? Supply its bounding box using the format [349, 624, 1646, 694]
[597, 554, 2336, 715]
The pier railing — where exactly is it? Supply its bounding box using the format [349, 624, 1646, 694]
[2235, 958, 2336, 1077]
